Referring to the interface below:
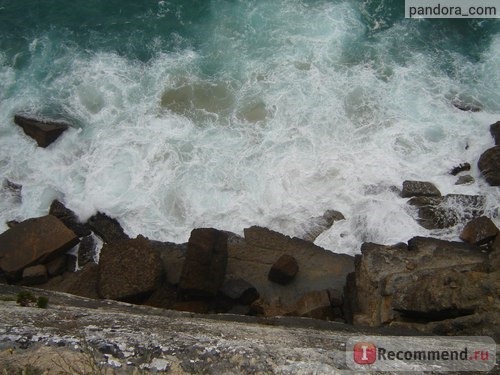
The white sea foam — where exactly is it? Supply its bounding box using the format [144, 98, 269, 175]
[0, 1, 498, 255]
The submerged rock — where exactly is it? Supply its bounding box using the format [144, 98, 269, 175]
[301, 209, 345, 242]
[14, 115, 70, 147]
[452, 99, 482, 112]
[478, 146, 500, 186]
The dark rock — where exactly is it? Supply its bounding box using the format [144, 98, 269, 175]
[87, 212, 129, 243]
[150, 240, 187, 285]
[460, 216, 499, 246]
[6, 220, 19, 228]
[268, 255, 299, 285]
[179, 228, 228, 299]
[489, 236, 500, 272]
[408, 194, 485, 229]
[343, 271, 357, 324]
[172, 300, 209, 314]
[0, 215, 79, 280]
[78, 235, 96, 267]
[455, 175, 474, 185]
[301, 210, 345, 242]
[452, 99, 482, 112]
[478, 146, 500, 186]
[39, 263, 99, 299]
[220, 277, 259, 305]
[449, 163, 471, 176]
[401, 180, 441, 198]
[14, 115, 70, 148]
[490, 121, 500, 145]
[98, 236, 163, 302]
[97, 342, 122, 358]
[45, 255, 68, 277]
[21, 265, 48, 286]
[346, 237, 488, 326]
[226, 304, 252, 315]
[143, 283, 177, 310]
[2, 179, 22, 203]
[66, 254, 78, 273]
[49, 200, 91, 237]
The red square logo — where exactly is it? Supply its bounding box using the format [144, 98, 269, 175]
[353, 342, 377, 365]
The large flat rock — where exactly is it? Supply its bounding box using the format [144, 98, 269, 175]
[226, 227, 354, 309]
[0, 215, 79, 278]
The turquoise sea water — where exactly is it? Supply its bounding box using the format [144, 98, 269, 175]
[0, 0, 499, 253]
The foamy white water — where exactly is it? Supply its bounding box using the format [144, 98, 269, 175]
[0, 1, 499, 255]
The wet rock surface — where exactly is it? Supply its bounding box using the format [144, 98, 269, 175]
[87, 212, 129, 244]
[478, 146, 500, 186]
[13, 115, 70, 147]
[408, 194, 485, 229]
[401, 180, 441, 198]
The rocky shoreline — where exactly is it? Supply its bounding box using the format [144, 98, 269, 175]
[0, 117, 499, 373]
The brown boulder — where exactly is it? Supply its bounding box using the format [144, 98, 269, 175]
[401, 180, 441, 198]
[87, 212, 129, 244]
[0, 215, 79, 279]
[21, 265, 48, 286]
[179, 228, 228, 299]
[45, 255, 68, 277]
[98, 236, 163, 302]
[346, 237, 489, 326]
[388, 269, 491, 319]
[491, 121, 500, 145]
[460, 216, 499, 246]
[478, 146, 500, 186]
[268, 255, 299, 285]
[144, 283, 178, 310]
[39, 263, 99, 299]
[14, 115, 70, 148]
